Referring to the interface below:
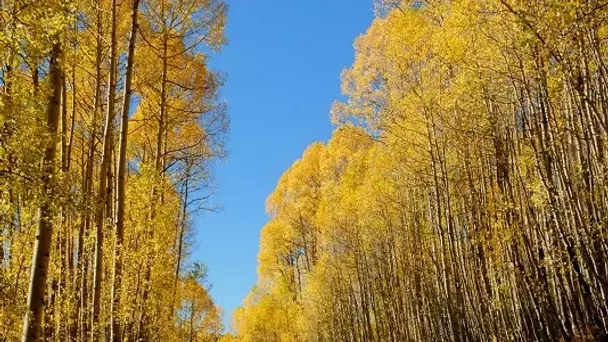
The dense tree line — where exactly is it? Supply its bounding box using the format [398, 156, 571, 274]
[231, 0, 608, 341]
[0, 0, 228, 341]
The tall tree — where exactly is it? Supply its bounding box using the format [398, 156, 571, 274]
[21, 41, 63, 342]
[0, 0, 228, 340]
[111, 0, 141, 340]
[231, 1, 608, 341]
[90, 0, 118, 337]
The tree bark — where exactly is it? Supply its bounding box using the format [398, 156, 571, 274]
[91, 0, 118, 338]
[21, 42, 63, 342]
[111, 0, 140, 340]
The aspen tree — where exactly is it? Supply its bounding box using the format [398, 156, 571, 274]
[22, 41, 63, 342]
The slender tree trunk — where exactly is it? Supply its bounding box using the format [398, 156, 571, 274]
[91, 0, 117, 338]
[137, 16, 167, 338]
[171, 171, 189, 317]
[66, 61, 76, 171]
[111, 0, 140, 340]
[21, 42, 63, 342]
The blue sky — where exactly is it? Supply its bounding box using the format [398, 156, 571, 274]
[194, 0, 374, 326]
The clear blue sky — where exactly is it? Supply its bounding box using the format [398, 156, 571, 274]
[193, 0, 374, 326]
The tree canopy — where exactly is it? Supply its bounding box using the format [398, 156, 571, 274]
[231, 1, 608, 341]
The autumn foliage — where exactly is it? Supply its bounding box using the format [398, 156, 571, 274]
[0, 0, 228, 341]
[232, 1, 608, 341]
